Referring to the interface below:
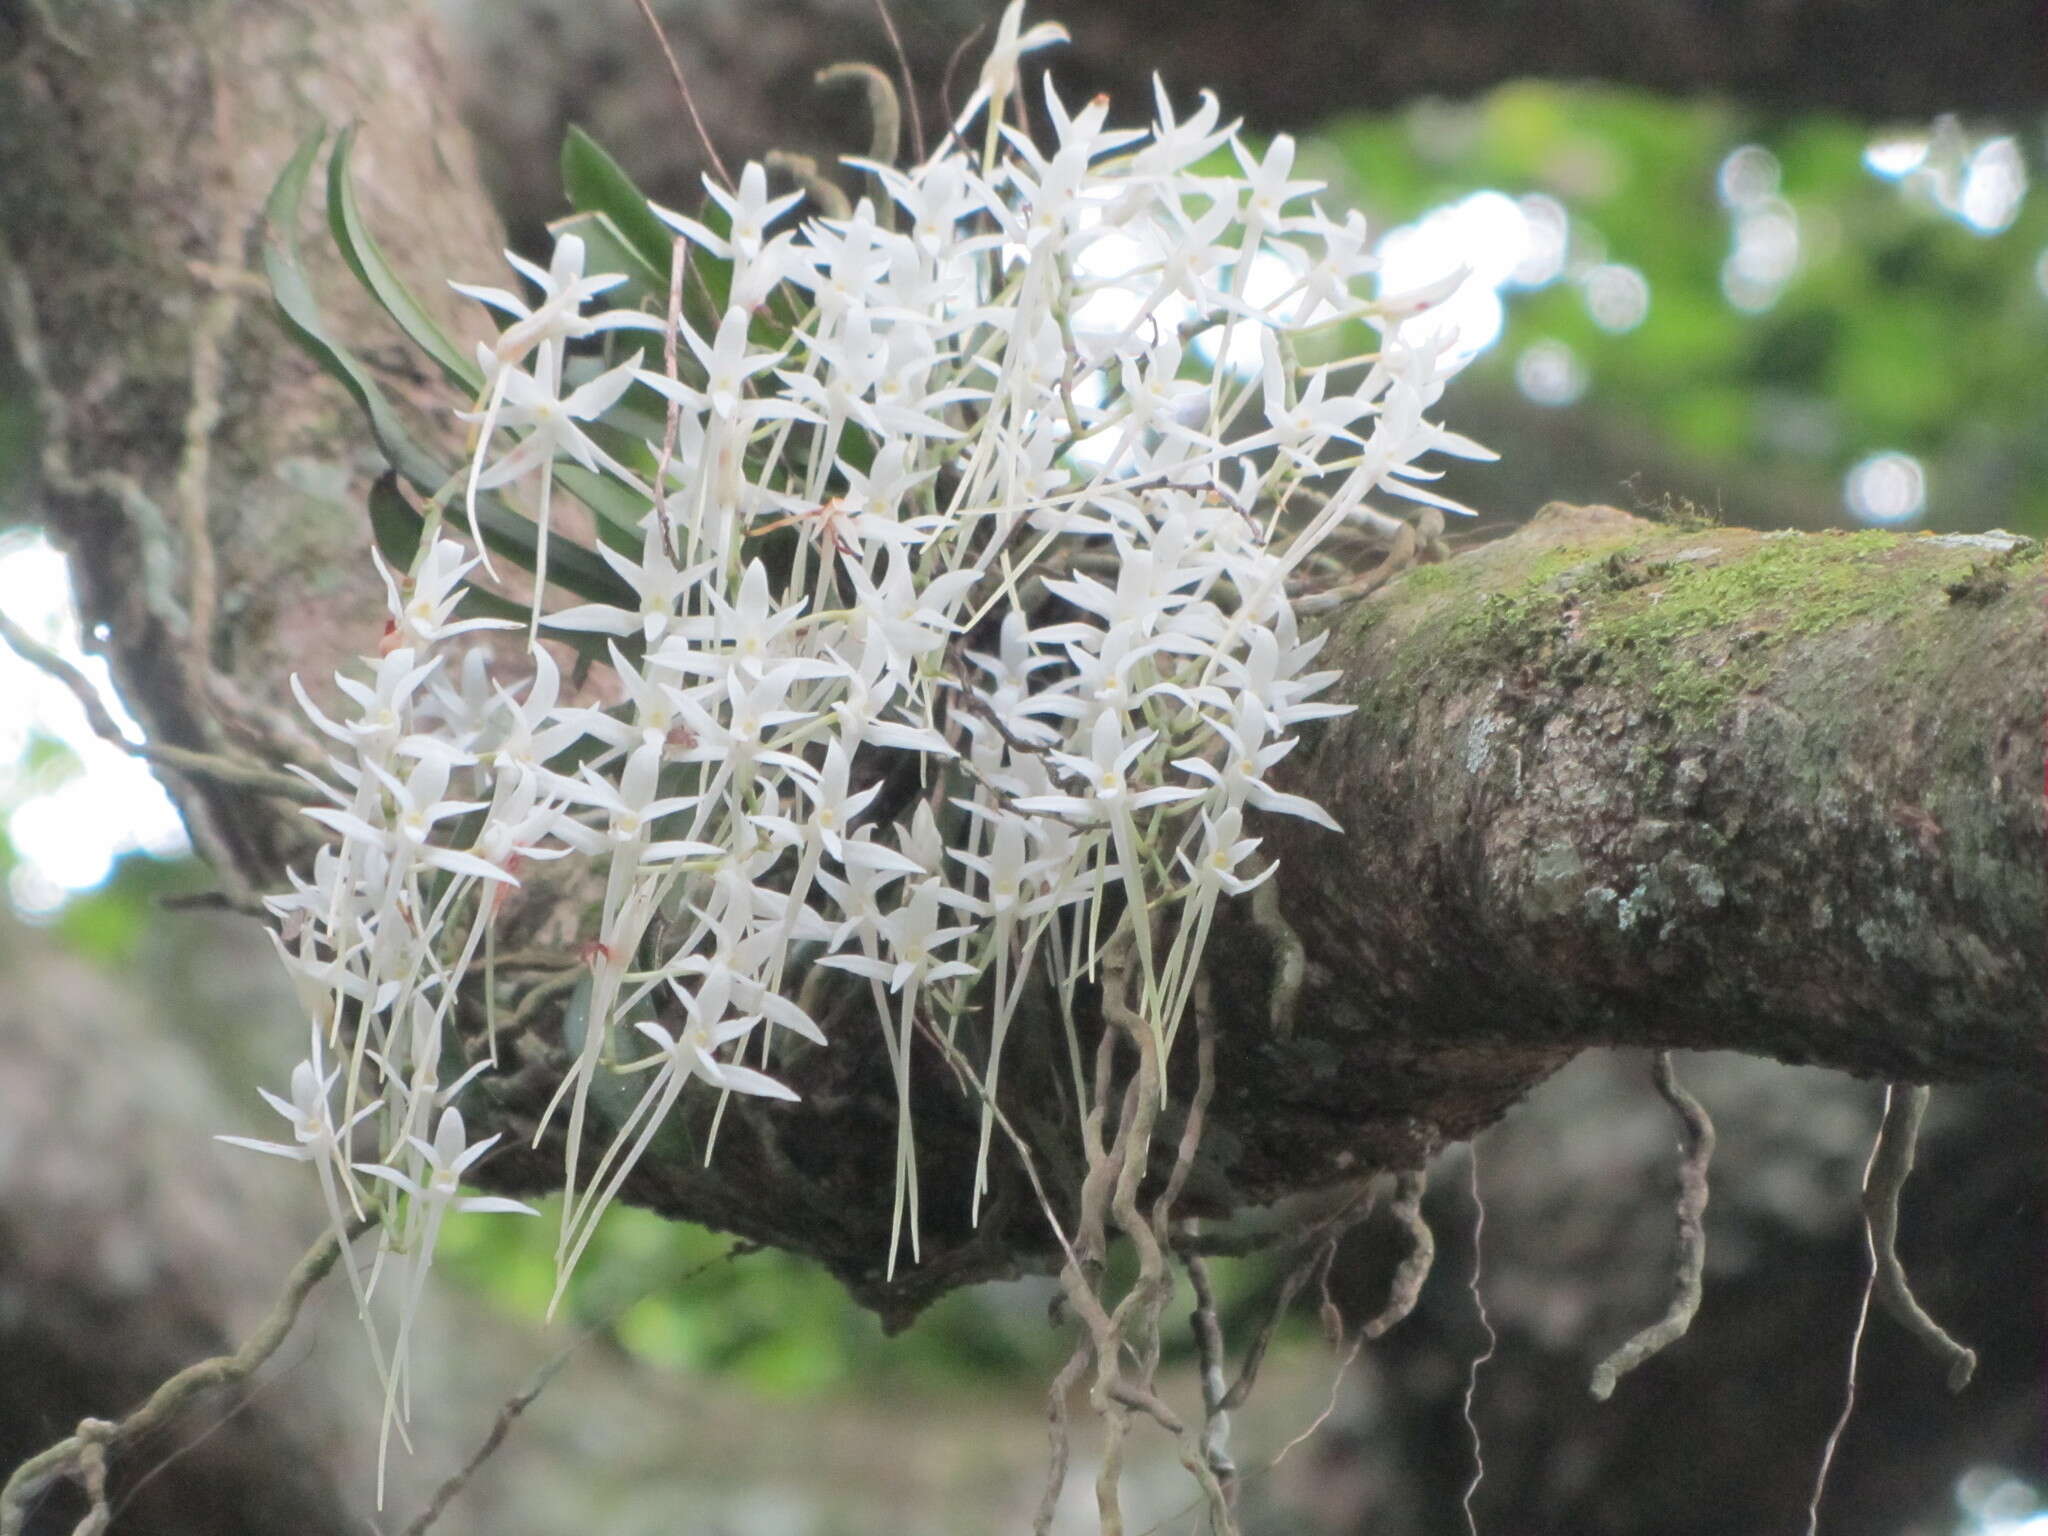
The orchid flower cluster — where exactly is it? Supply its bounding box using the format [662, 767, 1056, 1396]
[224, 2, 1486, 1481]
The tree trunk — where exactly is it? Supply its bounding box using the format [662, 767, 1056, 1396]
[2, 4, 503, 1527]
[1259, 501, 2044, 1094]
[1, 0, 501, 890]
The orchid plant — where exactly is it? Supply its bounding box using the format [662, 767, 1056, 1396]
[236, 0, 1488, 1491]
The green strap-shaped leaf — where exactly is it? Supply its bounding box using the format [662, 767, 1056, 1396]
[463, 482, 639, 611]
[554, 461, 649, 552]
[268, 135, 639, 613]
[560, 126, 675, 277]
[263, 127, 445, 493]
[326, 126, 485, 394]
[557, 125, 739, 339]
[365, 469, 426, 568]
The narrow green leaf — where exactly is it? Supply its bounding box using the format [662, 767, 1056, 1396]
[560, 126, 675, 276]
[262, 126, 446, 493]
[555, 461, 649, 551]
[272, 134, 640, 627]
[474, 495, 638, 609]
[366, 469, 423, 568]
[326, 125, 485, 394]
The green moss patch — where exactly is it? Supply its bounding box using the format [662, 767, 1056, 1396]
[1344, 523, 2040, 733]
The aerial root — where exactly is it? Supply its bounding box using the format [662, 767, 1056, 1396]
[1803, 1080, 1973, 1533]
[814, 61, 902, 166]
[1216, 1187, 1375, 1415]
[0, 1213, 376, 1536]
[1182, 1246, 1239, 1498]
[1036, 943, 1240, 1536]
[1458, 1143, 1495, 1536]
[1863, 1083, 1976, 1391]
[1033, 1342, 1092, 1536]
[1247, 879, 1306, 1038]
[763, 151, 853, 222]
[1590, 1051, 1715, 1400]
[1363, 1169, 1434, 1339]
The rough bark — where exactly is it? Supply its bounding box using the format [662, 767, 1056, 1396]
[0, 0, 502, 892]
[447, 0, 2048, 247]
[1260, 502, 2045, 1093]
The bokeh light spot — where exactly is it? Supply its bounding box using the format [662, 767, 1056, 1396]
[1515, 340, 1587, 407]
[1582, 263, 1649, 332]
[1958, 136, 2026, 234]
[1843, 450, 1927, 525]
[0, 534, 190, 913]
[1717, 144, 1782, 209]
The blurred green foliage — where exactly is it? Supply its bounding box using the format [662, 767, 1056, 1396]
[47, 851, 197, 966]
[0, 728, 201, 965]
[1319, 85, 2047, 534]
[437, 1202, 1046, 1392]
[437, 1194, 1279, 1393]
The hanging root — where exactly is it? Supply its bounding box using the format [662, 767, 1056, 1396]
[763, 151, 853, 221]
[1458, 1143, 1495, 1536]
[1590, 1051, 1715, 1400]
[1864, 1083, 1976, 1391]
[0, 1214, 374, 1536]
[1034, 941, 1239, 1536]
[1182, 1246, 1239, 1501]
[1218, 1187, 1374, 1412]
[1800, 1083, 1975, 1535]
[815, 61, 903, 166]
[1033, 1340, 1093, 1536]
[1363, 1170, 1434, 1339]
[1247, 879, 1306, 1039]
[1174, 1174, 1378, 1511]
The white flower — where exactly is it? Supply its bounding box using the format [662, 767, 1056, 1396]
[303, 750, 514, 885]
[467, 358, 642, 492]
[218, 1041, 376, 1169]
[358, 1106, 532, 1215]
[374, 540, 518, 649]
[1174, 697, 1341, 832]
[753, 737, 880, 862]
[553, 999, 797, 1306]
[356, 1106, 535, 1497]
[955, 0, 1070, 141]
[821, 878, 978, 993]
[257, 8, 1498, 1326]
[654, 161, 804, 268]
[451, 233, 662, 371]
